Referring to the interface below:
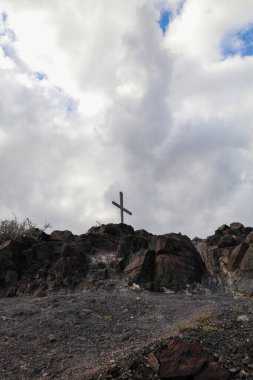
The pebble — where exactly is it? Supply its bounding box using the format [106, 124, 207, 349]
[229, 368, 238, 374]
[237, 315, 250, 322]
[48, 334, 56, 343]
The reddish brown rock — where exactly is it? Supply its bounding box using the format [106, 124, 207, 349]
[228, 242, 249, 272]
[239, 245, 253, 271]
[153, 234, 205, 290]
[195, 361, 230, 380]
[123, 249, 155, 283]
[194, 222, 253, 295]
[246, 231, 253, 244]
[158, 341, 207, 378]
[34, 289, 47, 297]
[146, 352, 159, 372]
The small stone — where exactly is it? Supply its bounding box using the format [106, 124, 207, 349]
[146, 352, 159, 372]
[228, 368, 238, 374]
[237, 315, 249, 322]
[218, 356, 225, 364]
[243, 356, 251, 365]
[35, 289, 47, 298]
[48, 334, 56, 343]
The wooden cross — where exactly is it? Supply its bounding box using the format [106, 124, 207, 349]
[112, 191, 132, 224]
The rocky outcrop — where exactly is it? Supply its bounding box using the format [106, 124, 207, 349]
[194, 222, 253, 295]
[152, 233, 205, 290]
[156, 340, 230, 379]
[0, 223, 206, 297]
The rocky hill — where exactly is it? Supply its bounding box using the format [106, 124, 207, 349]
[1, 221, 253, 298]
[0, 223, 206, 298]
[1, 222, 253, 379]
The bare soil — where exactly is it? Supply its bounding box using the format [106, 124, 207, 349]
[0, 282, 252, 379]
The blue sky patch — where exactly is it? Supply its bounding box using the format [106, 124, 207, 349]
[176, 0, 186, 15]
[1, 11, 8, 23]
[222, 24, 253, 58]
[2, 45, 13, 58]
[34, 71, 47, 81]
[0, 12, 16, 41]
[158, 10, 172, 34]
[66, 98, 76, 112]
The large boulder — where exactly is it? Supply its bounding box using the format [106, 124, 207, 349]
[158, 341, 207, 378]
[157, 340, 229, 379]
[120, 232, 206, 291]
[152, 234, 206, 290]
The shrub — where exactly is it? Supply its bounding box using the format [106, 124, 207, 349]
[0, 215, 51, 241]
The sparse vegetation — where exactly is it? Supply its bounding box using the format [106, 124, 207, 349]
[0, 215, 51, 241]
[177, 314, 223, 334]
[202, 325, 224, 333]
[196, 314, 212, 325]
[233, 306, 242, 314]
[103, 315, 113, 322]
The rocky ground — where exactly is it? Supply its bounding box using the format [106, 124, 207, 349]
[1, 222, 253, 379]
[0, 281, 253, 379]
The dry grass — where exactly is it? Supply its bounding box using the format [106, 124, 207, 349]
[196, 314, 212, 324]
[202, 326, 224, 333]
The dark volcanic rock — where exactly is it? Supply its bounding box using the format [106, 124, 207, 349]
[194, 222, 253, 295]
[0, 240, 24, 296]
[228, 242, 249, 272]
[0, 224, 206, 297]
[152, 234, 205, 290]
[195, 362, 230, 380]
[123, 249, 156, 283]
[50, 230, 76, 242]
[158, 341, 208, 378]
[138, 340, 230, 380]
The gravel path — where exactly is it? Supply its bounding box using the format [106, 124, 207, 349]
[0, 284, 251, 379]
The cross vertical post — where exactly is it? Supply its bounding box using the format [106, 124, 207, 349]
[112, 191, 132, 224]
[120, 191, 123, 224]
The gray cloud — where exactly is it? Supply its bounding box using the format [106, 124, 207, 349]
[0, 0, 253, 238]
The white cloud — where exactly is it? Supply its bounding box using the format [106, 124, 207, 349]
[0, 0, 253, 238]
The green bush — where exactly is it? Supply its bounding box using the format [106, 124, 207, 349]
[0, 215, 51, 241]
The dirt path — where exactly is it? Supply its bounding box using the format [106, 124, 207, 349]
[0, 286, 246, 379]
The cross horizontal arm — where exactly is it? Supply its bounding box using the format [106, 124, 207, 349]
[112, 201, 132, 215]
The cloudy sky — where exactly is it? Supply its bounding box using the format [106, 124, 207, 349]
[0, 0, 253, 238]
